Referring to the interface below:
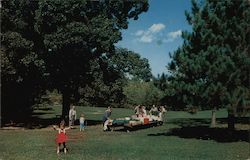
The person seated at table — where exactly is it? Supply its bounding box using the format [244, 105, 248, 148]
[134, 105, 140, 116]
[158, 106, 167, 121]
[149, 105, 158, 115]
[138, 106, 147, 117]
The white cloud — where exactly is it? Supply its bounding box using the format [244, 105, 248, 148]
[134, 23, 166, 43]
[164, 30, 182, 43]
[148, 23, 166, 33]
[140, 34, 153, 43]
[135, 30, 144, 36]
[167, 30, 182, 39]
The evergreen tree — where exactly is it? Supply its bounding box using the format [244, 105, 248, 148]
[168, 0, 250, 128]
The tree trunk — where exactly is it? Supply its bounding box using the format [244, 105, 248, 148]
[211, 109, 216, 128]
[62, 90, 71, 119]
[228, 112, 235, 130]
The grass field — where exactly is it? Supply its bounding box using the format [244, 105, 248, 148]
[0, 105, 249, 160]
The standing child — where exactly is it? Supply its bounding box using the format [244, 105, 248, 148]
[53, 121, 71, 154]
[79, 113, 85, 131]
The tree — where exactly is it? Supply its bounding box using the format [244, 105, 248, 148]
[1, 0, 149, 120]
[35, 0, 148, 117]
[111, 48, 152, 82]
[168, 0, 250, 128]
[79, 47, 152, 107]
[1, 0, 46, 124]
[123, 81, 164, 108]
[153, 73, 168, 91]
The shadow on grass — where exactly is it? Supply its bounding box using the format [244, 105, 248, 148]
[149, 117, 250, 143]
[26, 117, 103, 129]
[111, 123, 159, 132]
[148, 126, 249, 143]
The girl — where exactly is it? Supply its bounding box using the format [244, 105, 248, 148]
[79, 113, 85, 131]
[53, 121, 71, 154]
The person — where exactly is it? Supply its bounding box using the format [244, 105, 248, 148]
[134, 105, 140, 116]
[102, 107, 112, 131]
[149, 105, 158, 115]
[79, 113, 85, 131]
[158, 106, 167, 121]
[53, 121, 71, 154]
[142, 106, 147, 117]
[69, 105, 77, 127]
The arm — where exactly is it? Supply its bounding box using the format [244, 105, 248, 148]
[65, 127, 72, 130]
[53, 125, 59, 131]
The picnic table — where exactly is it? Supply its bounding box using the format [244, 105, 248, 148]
[108, 116, 163, 132]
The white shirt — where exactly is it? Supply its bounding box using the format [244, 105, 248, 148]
[80, 117, 85, 124]
[69, 109, 76, 119]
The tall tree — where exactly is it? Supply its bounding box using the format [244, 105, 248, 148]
[1, 0, 149, 120]
[1, 0, 46, 124]
[123, 81, 164, 107]
[35, 0, 148, 117]
[79, 47, 152, 107]
[168, 0, 250, 128]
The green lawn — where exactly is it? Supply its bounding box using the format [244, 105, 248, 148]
[0, 106, 249, 160]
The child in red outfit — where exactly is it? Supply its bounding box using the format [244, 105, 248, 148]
[53, 121, 71, 154]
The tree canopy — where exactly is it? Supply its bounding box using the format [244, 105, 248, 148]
[1, 0, 149, 122]
[168, 0, 250, 128]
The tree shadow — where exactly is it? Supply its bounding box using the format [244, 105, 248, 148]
[85, 120, 103, 126]
[111, 123, 159, 132]
[148, 118, 250, 143]
[148, 126, 249, 143]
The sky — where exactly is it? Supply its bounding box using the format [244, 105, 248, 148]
[116, 0, 192, 77]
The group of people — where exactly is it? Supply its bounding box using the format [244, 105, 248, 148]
[134, 104, 166, 119]
[53, 104, 166, 154]
[68, 105, 85, 131]
[53, 105, 85, 155]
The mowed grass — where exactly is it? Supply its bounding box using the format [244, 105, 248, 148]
[0, 106, 249, 160]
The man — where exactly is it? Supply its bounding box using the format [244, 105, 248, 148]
[149, 105, 158, 115]
[102, 107, 112, 131]
[69, 105, 77, 127]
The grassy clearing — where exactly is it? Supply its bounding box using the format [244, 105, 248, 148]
[0, 106, 249, 160]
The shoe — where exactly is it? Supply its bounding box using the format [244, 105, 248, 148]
[64, 148, 67, 154]
[57, 149, 60, 154]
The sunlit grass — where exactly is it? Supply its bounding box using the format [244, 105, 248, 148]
[0, 106, 249, 160]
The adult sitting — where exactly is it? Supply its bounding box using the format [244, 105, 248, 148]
[149, 105, 158, 116]
[138, 106, 147, 117]
[158, 106, 167, 121]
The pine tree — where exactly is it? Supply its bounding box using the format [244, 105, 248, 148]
[168, 0, 250, 128]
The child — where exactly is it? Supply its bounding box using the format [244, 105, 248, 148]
[79, 113, 85, 131]
[53, 121, 71, 154]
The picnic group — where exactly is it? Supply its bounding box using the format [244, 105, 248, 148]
[53, 104, 166, 154]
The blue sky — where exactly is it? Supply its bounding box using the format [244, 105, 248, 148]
[116, 0, 192, 77]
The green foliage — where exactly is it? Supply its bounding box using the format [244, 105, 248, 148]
[1, 0, 46, 122]
[79, 48, 152, 107]
[168, 0, 250, 113]
[153, 73, 168, 91]
[111, 48, 152, 81]
[123, 80, 164, 107]
[1, 0, 149, 120]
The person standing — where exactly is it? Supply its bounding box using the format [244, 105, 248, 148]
[79, 113, 85, 131]
[69, 105, 77, 127]
[53, 121, 71, 154]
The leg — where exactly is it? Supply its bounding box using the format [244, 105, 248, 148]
[63, 142, 67, 153]
[57, 143, 61, 154]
